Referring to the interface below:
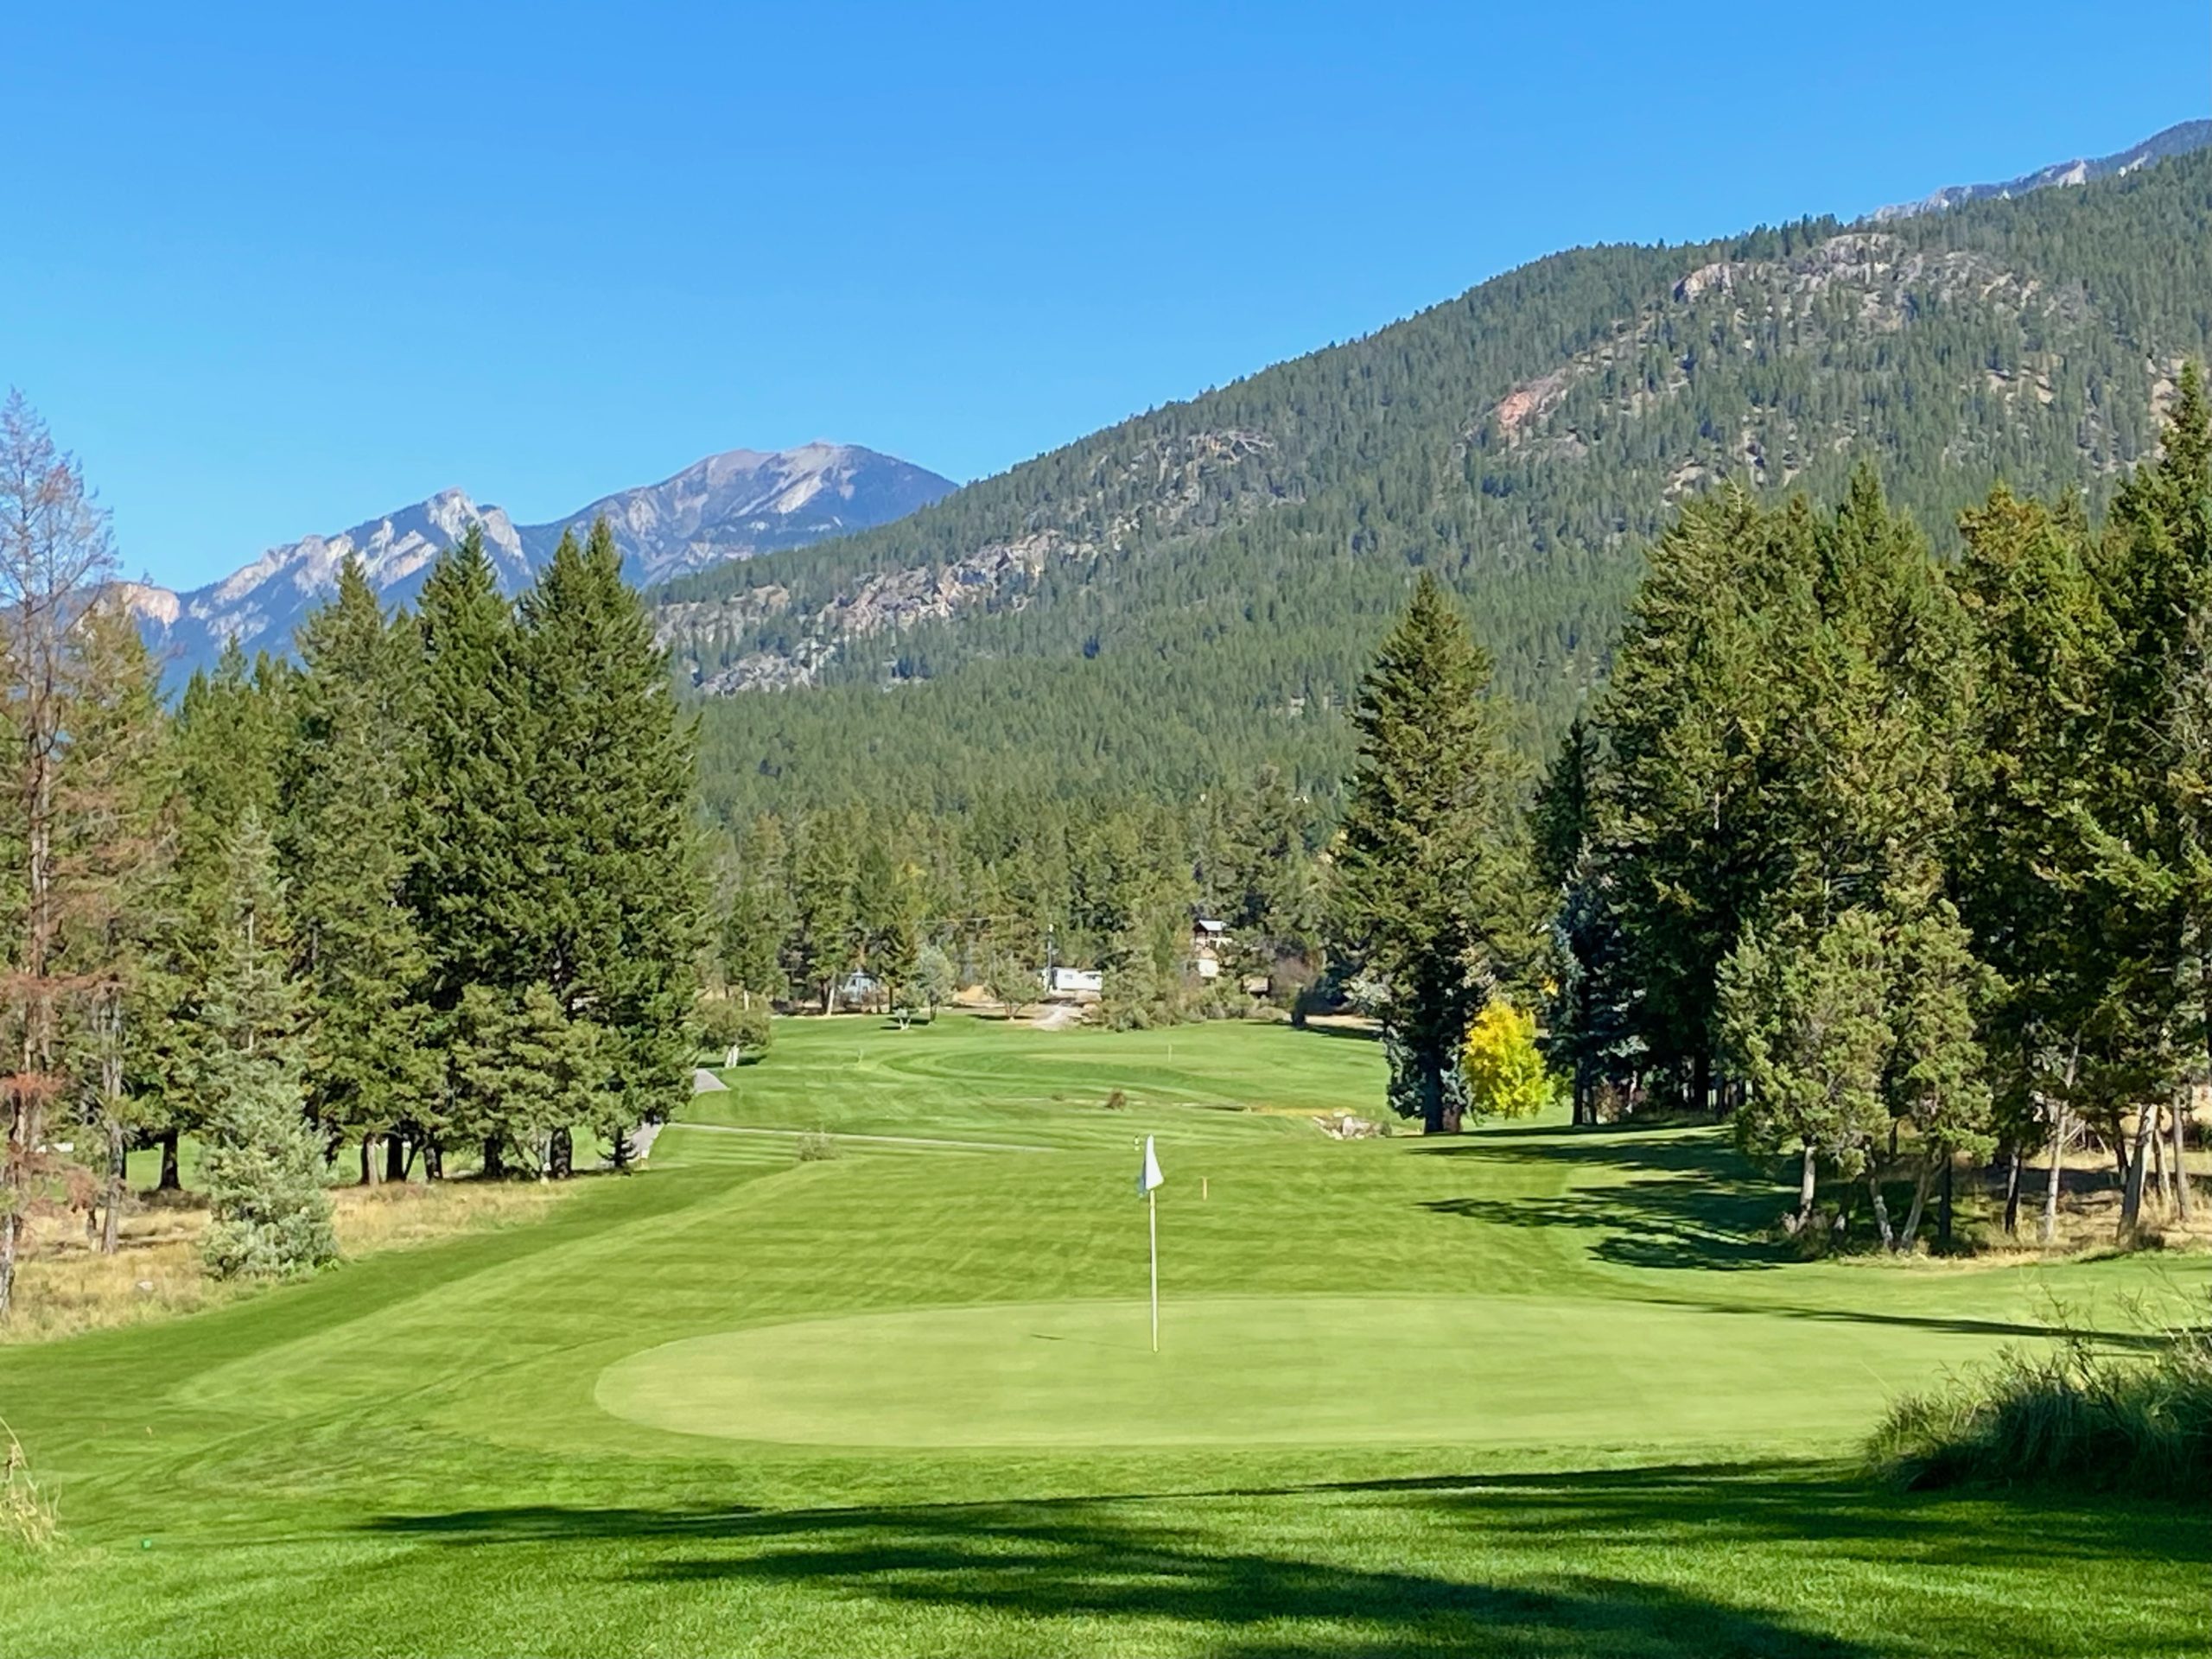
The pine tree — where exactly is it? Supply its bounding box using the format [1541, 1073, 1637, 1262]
[285, 559, 433, 1183]
[2079, 363, 2212, 1236]
[1885, 899, 1994, 1251]
[156, 639, 290, 1188]
[719, 884, 789, 1004]
[444, 984, 603, 1178]
[53, 607, 174, 1253]
[513, 523, 705, 1165]
[195, 812, 336, 1280]
[1332, 574, 1529, 1132]
[1721, 910, 1894, 1236]
[1948, 485, 2118, 1236]
[788, 811, 857, 1011]
[408, 529, 531, 1010]
[0, 397, 173, 1316]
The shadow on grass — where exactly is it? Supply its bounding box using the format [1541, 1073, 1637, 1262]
[1416, 1127, 1792, 1272]
[365, 1461, 2201, 1657]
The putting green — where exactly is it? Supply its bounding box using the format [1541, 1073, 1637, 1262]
[595, 1293, 1998, 1450]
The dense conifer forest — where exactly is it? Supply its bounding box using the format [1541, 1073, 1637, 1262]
[665, 150, 2212, 823]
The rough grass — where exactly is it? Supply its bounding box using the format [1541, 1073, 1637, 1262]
[0, 1014, 2206, 1656]
[1871, 1308, 2212, 1501]
[5, 1178, 573, 1344]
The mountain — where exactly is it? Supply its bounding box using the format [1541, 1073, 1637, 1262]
[658, 137, 2212, 826]
[1870, 118, 2211, 220]
[135, 442, 952, 678]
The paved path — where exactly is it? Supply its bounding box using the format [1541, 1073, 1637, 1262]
[661, 1122, 1057, 1154]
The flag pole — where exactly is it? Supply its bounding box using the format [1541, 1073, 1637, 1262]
[1148, 1185, 1159, 1353]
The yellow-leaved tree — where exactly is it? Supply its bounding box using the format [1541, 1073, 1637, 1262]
[1461, 1001, 1556, 1122]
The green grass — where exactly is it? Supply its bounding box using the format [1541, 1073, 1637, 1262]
[1, 1012, 2205, 1656]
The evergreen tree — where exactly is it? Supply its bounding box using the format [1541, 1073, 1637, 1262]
[1948, 485, 2118, 1236]
[787, 811, 857, 1010]
[719, 884, 788, 1004]
[155, 638, 289, 1189]
[2079, 363, 2212, 1236]
[445, 983, 603, 1178]
[1332, 575, 1529, 1132]
[285, 560, 432, 1182]
[53, 607, 174, 1253]
[195, 812, 336, 1280]
[514, 522, 706, 1164]
[1885, 900, 1994, 1250]
[409, 529, 531, 1007]
[1720, 910, 1894, 1236]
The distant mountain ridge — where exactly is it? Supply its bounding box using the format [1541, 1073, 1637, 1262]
[1870, 118, 2211, 220]
[649, 132, 2212, 823]
[134, 442, 953, 679]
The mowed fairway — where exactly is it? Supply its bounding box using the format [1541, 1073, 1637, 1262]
[1, 1014, 2206, 1657]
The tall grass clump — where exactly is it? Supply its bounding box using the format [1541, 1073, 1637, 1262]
[0, 1421, 57, 1552]
[1869, 1308, 2212, 1501]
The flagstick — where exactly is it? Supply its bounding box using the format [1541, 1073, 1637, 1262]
[1148, 1186, 1159, 1353]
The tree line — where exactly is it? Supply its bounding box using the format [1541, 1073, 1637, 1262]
[0, 396, 702, 1313]
[710, 765, 1323, 1030]
[1528, 368, 2212, 1249]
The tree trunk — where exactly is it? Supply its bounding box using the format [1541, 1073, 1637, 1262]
[2175, 1095, 2195, 1224]
[481, 1135, 505, 1179]
[548, 1126, 573, 1180]
[158, 1128, 181, 1191]
[1792, 1143, 1818, 1233]
[2041, 1106, 2065, 1246]
[2151, 1107, 2171, 1211]
[100, 1116, 124, 1255]
[2119, 1104, 2159, 1241]
[1899, 1154, 1935, 1255]
[1692, 1050, 1711, 1116]
[385, 1133, 407, 1185]
[2002, 1145, 2023, 1236]
[359, 1134, 380, 1186]
[1866, 1170, 1896, 1251]
[1938, 1156, 1955, 1249]
[423, 1142, 443, 1182]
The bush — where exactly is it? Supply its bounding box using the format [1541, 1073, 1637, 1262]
[697, 997, 772, 1062]
[1868, 1310, 2212, 1501]
[794, 1131, 840, 1164]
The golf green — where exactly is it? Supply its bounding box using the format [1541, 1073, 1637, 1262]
[596, 1292, 2005, 1450]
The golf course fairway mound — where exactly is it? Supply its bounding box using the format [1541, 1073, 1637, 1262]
[595, 1292, 1992, 1450]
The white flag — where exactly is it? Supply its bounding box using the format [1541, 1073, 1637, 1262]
[1137, 1135, 1164, 1195]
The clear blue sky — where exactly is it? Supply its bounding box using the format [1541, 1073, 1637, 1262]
[6, 1, 2206, 590]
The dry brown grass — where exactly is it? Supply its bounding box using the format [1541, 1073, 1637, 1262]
[3, 1178, 576, 1346]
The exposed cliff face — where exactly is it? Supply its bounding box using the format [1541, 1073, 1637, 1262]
[1473, 232, 2110, 494]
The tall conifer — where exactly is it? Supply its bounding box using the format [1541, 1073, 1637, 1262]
[1332, 574, 1529, 1132]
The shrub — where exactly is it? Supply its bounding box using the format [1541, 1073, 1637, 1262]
[1868, 1309, 2212, 1501]
[696, 997, 772, 1063]
[794, 1131, 840, 1164]
[1103, 1090, 1128, 1111]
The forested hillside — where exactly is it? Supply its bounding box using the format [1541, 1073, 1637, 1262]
[663, 148, 2212, 823]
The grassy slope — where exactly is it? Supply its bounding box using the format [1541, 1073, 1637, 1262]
[1, 1014, 2205, 1656]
